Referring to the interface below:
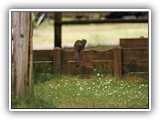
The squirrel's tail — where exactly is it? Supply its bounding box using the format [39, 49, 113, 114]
[74, 52, 79, 68]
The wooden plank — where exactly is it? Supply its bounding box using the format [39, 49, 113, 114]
[122, 47, 149, 74]
[81, 50, 113, 61]
[120, 38, 148, 48]
[122, 48, 148, 60]
[92, 60, 114, 74]
[122, 60, 148, 73]
[12, 12, 32, 99]
[122, 48, 148, 54]
[33, 50, 53, 61]
[61, 50, 74, 62]
[53, 47, 62, 73]
[55, 19, 148, 25]
[62, 49, 113, 62]
[62, 61, 93, 74]
[34, 49, 113, 62]
[62, 60, 113, 74]
[28, 13, 33, 92]
[114, 48, 122, 76]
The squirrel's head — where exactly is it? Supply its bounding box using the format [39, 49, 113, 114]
[82, 39, 87, 46]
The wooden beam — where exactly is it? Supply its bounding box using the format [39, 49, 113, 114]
[53, 47, 62, 73]
[120, 38, 148, 48]
[114, 48, 122, 76]
[28, 13, 33, 92]
[54, 12, 62, 48]
[55, 19, 148, 25]
[12, 12, 33, 100]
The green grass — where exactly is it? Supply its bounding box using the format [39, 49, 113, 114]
[12, 73, 149, 109]
[33, 20, 148, 46]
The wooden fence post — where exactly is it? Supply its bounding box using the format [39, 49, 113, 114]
[28, 12, 33, 92]
[114, 47, 122, 76]
[54, 12, 62, 48]
[53, 47, 62, 73]
[12, 12, 33, 100]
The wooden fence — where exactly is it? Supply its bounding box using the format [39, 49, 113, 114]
[33, 38, 148, 78]
[120, 38, 148, 78]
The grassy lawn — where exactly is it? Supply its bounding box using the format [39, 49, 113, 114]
[12, 73, 149, 109]
[33, 20, 148, 47]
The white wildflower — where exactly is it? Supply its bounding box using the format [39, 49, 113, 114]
[109, 79, 112, 82]
[97, 73, 100, 76]
[88, 87, 91, 90]
[141, 84, 145, 87]
[80, 86, 83, 91]
[108, 93, 112, 96]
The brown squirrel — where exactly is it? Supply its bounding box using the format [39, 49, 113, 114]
[74, 39, 87, 68]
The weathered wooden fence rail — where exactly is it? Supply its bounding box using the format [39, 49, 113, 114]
[33, 38, 148, 78]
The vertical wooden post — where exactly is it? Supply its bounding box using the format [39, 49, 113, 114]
[114, 48, 122, 76]
[12, 12, 33, 100]
[54, 12, 62, 48]
[28, 13, 33, 92]
[53, 47, 62, 73]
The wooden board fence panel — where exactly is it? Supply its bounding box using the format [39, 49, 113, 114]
[33, 48, 148, 75]
[122, 60, 148, 73]
[61, 49, 114, 74]
[92, 60, 114, 73]
[122, 48, 148, 60]
[62, 49, 113, 62]
[81, 50, 113, 61]
[33, 50, 53, 61]
[33, 49, 113, 62]
[61, 50, 74, 62]
[62, 61, 94, 74]
[120, 38, 148, 48]
[122, 47, 148, 74]
[62, 60, 113, 74]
